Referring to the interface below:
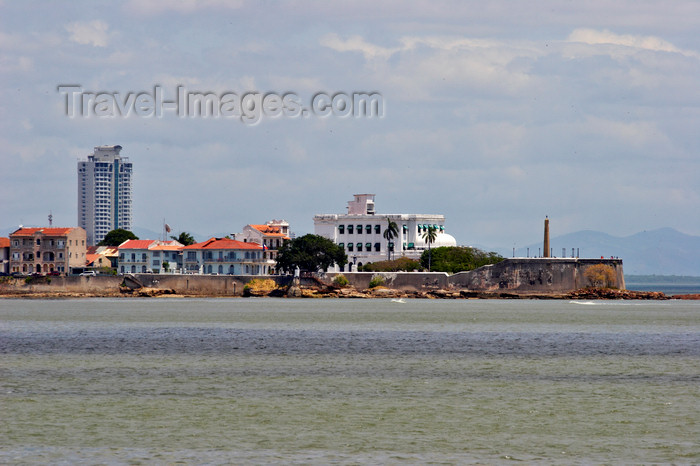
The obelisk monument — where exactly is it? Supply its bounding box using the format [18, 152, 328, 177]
[543, 216, 550, 258]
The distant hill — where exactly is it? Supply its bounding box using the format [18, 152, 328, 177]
[493, 227, 700, 276]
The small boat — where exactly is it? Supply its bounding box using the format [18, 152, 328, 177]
[391, 298, 406, 303]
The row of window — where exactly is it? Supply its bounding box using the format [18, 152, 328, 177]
[338, 224, 444, 235]
[338, 242, 392, 253]
[338, 224, 382, 235]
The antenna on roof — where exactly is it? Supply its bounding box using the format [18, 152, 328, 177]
[48, 211, 53, 227]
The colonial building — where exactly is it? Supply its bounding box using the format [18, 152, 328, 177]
[233, 220, 291, 274]
[182, 237, 268, 275]
[118, 239, 183, 274]
[9, 227, 87, 275]
[78, 145, 133, 246]
[85, 246, 119, 272]
[0, 237, 9, 274]
[314, 194, 457, 271]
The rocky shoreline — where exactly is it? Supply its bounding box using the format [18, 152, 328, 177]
[1, 285, 694, 300]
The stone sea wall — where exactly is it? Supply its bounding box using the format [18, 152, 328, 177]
[323, 258, 625, 294]
[0, 258, 624, 297]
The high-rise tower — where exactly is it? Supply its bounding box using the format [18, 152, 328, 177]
[78, 145, 133, 246]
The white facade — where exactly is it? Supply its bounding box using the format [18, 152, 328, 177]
[78, 145, 133, 246]
[233, 220, 291, 274]
[314, 194, 457, 272]
[118, 240, 183, 274]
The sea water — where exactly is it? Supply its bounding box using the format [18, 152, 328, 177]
[1, 298, 698, 464]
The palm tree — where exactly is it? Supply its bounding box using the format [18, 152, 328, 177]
[422, 225, 438, 271]
[171, 231, 195, 246]
[383, 217, 399, 260]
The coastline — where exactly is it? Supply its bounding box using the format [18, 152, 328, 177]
[1, 286, 696, 300]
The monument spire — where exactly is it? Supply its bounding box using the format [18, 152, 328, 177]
[543, 216, 550, 258]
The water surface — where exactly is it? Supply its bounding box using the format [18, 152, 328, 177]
[1, 298, 698, 464]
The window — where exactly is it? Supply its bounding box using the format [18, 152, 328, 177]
[347, 225, 354, 234]
[365, 243, 371, 251]
[357, 243, 363, 252]
[141, 253, 147, 261]
[357, 224, 362, 233]
[36, 239, 40, 245]
[374, 243, 381, 252]
[338, 225, 344, 234]
[365, 225, 371, 234]
[152, 251, 160, 257]
[187, 251, 196, 261]
[374, 225, 380, 234]
[347, 243, 353, 252]
[338, 243, 344, 249]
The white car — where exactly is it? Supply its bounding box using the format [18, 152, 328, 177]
[79, 271, 96, 276]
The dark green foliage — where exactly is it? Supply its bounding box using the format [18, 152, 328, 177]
[420, 246, 504, 273]
[360, 257, 421, 272]
[275, 234, 347, 274]
[170, 232, 196, 246]
[98, 229, 138, 246]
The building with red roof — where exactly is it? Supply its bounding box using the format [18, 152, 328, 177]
[118, 239, 183, 274]
[9, 227, 87, 275]
[0, 237, 10, 275]
[182, 237, 267, 275]
[232, 220, 291, 274]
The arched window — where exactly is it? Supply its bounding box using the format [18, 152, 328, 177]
[218, 265, 223, 274]
[207, 265, 213, 274]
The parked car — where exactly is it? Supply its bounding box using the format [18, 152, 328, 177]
[79, 271, 96, 276]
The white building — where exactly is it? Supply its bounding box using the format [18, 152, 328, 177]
[182, 237, 268, 275]
[314, 194, 457, 272]
[118, 239, 183, 274]
[78, 145, 133, 246]
[233, 220, 291, 274]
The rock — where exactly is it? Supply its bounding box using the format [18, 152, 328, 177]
[286, 285, 302, 298]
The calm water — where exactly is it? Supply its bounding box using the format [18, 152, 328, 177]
[1, 298, 699, 464]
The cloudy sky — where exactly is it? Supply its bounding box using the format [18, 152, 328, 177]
[1, 0, 699, 249]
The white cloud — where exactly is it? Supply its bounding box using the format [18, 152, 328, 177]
[65, 20, 110, 47]
[567, 28, 699, 58]
[320, 34, 400, 61]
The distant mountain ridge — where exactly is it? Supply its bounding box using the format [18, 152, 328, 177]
[493, 227, 700, 276]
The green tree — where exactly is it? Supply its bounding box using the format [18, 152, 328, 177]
[275, 234, 347, 274]
[420, 246, 504, 273]
[422, 226, 438, 271]
[170, 231, 196, 246]
[382, 217, 399, 260]
[361, 257, 421, 272]
[98, 229, 138, 246]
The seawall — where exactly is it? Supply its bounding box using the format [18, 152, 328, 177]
[0, 258, 624, 297]
[322, 258, 625, 294]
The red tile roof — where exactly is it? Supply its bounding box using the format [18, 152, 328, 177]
[0, 237, 9, 248]
[248, 224, 290, 239]
[119, 239, 183, 250]
[10, 227, 74, 237]
[118, 239, 157, 249]
[183, 237, 262, 250]
[85, 254, 101, 265]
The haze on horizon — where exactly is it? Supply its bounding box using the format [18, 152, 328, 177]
[1, 1, 699, 250]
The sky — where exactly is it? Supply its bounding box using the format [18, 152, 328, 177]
[1, 0, 699, 250]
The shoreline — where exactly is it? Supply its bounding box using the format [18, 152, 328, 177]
[1, 287, 697, 300]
